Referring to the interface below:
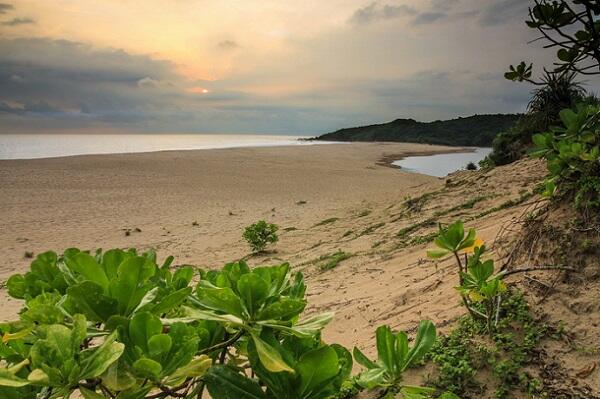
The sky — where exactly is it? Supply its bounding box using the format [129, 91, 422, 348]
[0, 0, 598, 135]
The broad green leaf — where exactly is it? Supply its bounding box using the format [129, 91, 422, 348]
[259, 312, 334, 338]
[129, 312, 162, 353]
[71, 314, 87, 354]
[204, 365, 266, 399]
[6, 275, 26, 299]
[298, 345, 339, 398]
[196, 287, 244, 317]
[357, 367, 387, 389]
[79, 332, 125, 380]
[559, 108, 578, 129]
[256, 298, 306, 321]
[172, 266, 194, 289]
[251, 334, 294, 373]
[237, 273, 269, 316]
[376, 325, 399, 377]
[331, 344, 353, 382]
[174, 306, 245, 326]
[289, 312, 333, 336]
[395, 331, 409, 367]
[80, 387, 106, 399]
[147, 334, 172, 357]
[133, 358, 162, 379]
[100, 362, 136, 392]
[353, 347, 378, 369]
[426, 249, 449, 259]
[26, 368, 49, 385]
[166, 355, 212, 381]
[399, 385, 436, 399]
[66, 281, 117, 322]
[0, 369, 30, 387]
[444, 221, 464, 250]
[101, 249, 131, 280]
[151, 287, 192, 316]
[402, 320, 436, 371]
[65, 252, 109, 292]
[438, 392, 461, 399]
[110, 256, 155, 315]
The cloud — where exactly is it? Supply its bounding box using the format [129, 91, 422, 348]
[348, 2, 416, 26]
[217, 40, 240, 50]
[2, 17, 34, 26]
[478, 0, 528, 26]
[412, 11, 447, 25]
[0, 3, 13, 14]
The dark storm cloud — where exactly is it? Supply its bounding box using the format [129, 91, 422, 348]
[2, 17, 35, 26]
[348, 2, 416, 26]
[0, 38, 184, 121]
[0, 3, 13, 14]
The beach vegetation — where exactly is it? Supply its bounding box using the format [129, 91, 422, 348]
[465, 162, 477, 171]
[243, 220, 279, 253]
[0, 247, 448, 399]
[529, 104, 600, 210]
[317, 250, 353, 271]
[314, 217, 340, 227]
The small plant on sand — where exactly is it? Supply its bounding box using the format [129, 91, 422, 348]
[353, 321, 437, 398]
[427, 221, 506, 336]
[465, 162, 477, 171]
[243, 220, 279, 252]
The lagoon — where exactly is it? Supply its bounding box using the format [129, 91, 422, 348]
[392, 147, 492, 178]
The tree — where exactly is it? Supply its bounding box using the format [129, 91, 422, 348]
[506, 0, 600, 83]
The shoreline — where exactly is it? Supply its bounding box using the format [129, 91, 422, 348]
[0, 133, 336, 161]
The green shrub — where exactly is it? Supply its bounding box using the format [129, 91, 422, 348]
[529, 104, 600, 210]
[0, 247, 447, 399]
[243, 220, 279, 252]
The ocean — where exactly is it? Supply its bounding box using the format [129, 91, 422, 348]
[0, 134, 329, 160]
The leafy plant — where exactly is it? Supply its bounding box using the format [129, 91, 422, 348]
[1, 245, 447, 398]
[427, 221, 506, 335]
[506, 1, 600, 79]
[243, 220, 279, 253]
[529, 104, 600, 209]
[465, 162, 477, 171]
[353, 321, 437, 397]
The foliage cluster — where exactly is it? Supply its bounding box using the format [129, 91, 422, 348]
[486, 72, 589, 166]
[315, 114, 520, 147]
[529, 104, 600, 209]
[243, 220, 279, 253]
[428, 291, 547, 399]
[0, 246, 456, 399]
[427, 221, 506, 336]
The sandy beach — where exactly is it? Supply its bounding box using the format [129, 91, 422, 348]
[0, 143, 447, 313]
[5, 141, 597, 393]
[0, 142, 547, 359]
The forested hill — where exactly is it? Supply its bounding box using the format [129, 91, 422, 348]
[315, 114, 521, 146]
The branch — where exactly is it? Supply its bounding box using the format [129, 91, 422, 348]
[199, 329, 244, 356]
[499, 266, 577, 278]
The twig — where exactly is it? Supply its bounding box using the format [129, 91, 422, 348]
[499, 266, 576, 278]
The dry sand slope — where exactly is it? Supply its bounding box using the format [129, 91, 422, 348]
[0, 142, 454, 318]
[1, 142, 598, 395]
